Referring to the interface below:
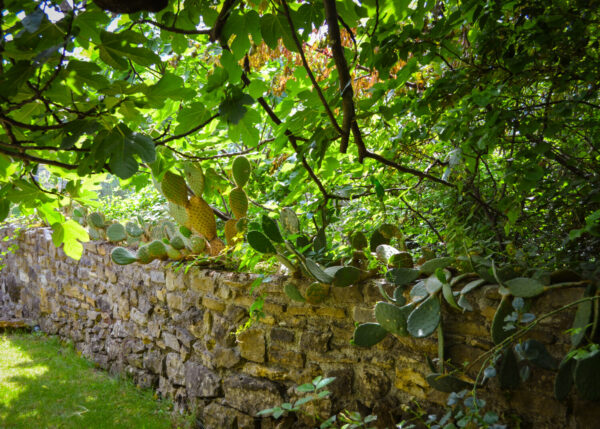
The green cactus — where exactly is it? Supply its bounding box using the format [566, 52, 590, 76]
[304, 258, 334, 283]
[136, 244, 153, 264]
[406, 295, 441, 338]
[232, 155, 251, 188]
[125, 221, 143, 238]
[350, 231, 368, 250]
[419, 257, 455, 275]
[369, 229, 389, 252]
[375, 301, 411, 336]
[229, 187, 248, 219]
[247, 230, 277, 254]
[284, 283, 305, 302]
[161, 170, 189, 207]
[352, 323, 388, 347]
[170, 234, 186, 250]
[168, 202, 191, 228]
[87, 212, 107, 228]
[165, 244, 183, 260]
[379, 223, 403, 240]
[280, 208, 300, 234]
[386, 268, 420, 287]
[183, 162, 205, 197]
[323, 266, 362, 287]
[491, 296, 516, 345]
[261, 215, 283, 243]
[305, 282, 328, 304]
[107, 223, 127, 242]
[88, 225, 104, 241]
[147, 240, 167, 259]
[236, 217, 248, 233]
[389, 252, 414, 268]
[111, 247, 138, 265]
[186, 235, 206, 254]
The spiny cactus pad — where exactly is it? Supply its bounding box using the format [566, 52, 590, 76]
[187, 235, 206, 254]
[224, 219, 239, 246]
[491, 297, 516, 345]
[419, 257, 455, 275]
[374, 301, 410, 336]
[232, 155, 251, 188]
[229, 187, 248, 219]
[186, 195, 217, 240]
[125, 221, 143, 238]
[136, 245, 153, 264]
[183, 162, 205, 197]
[107, 223, 127, 242]
[332, 266, 362, 287]
[168, 202, 191, 228]
[235, 217, 248, 233]
[162, 171, 188, 207]
[350, 231, 368, 250]
[353, 323, 388, 347]
[208, 237, 225, 256]
[280, 208, 300, 234]
[247, 231, 276, 254]
[111, 247, 138, 265]
[389, 252, 414, 268]
[305, 282, 329, 304]
[406, 295, 441, 338]
[504, 277, 545, 298]
[386, 268, 420, 286]
[166, 244, 183, 260]
[304, 258, 334, 284]
[261, 215, 283, 243]
[147, 240, 167, 259]
[88, 212, 106, 228]
[284, 283, 305, 302]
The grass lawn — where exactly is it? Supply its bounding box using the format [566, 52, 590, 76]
[0, 332, 191, 429]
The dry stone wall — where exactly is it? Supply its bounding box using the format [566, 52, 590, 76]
[0, 227, 597, 428]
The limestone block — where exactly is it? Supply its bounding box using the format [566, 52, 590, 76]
[213, 345, 241, 369]
[165, 352, 185, 385]
[190, 272, 215, 294]
[130, 307, 148, 326]
[143, 349, 164, 374]
[270, 327, 295, 344]
[184, 361, 221, 397]
[162, 331, 180, 351]
[355, 366, 391, 404]
[223, 374, 282, 415]
[300, 330, 331, 353]
[268, 345, 305, 369]
[202, 296, 226, 312]
[237, 328, 265, 363]
[167, 292, 185, 312]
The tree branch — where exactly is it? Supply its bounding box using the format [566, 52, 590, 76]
[322, 0, 365, 157]
[138, 19, 211, 35]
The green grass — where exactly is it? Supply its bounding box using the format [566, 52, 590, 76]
[0, 332, 191, 429]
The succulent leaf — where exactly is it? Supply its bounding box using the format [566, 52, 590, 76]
[352, 323, 388, 347]
[110, 247, 138, 265]
[280, 208, 300, 234]
[161, 170, 189, 207]
[262, 215, 284, 243]
[407, 295, 441, 338]
[247, 230, 276, 254]
[232, 155, 251, 187]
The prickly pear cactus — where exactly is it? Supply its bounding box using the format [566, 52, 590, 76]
[232, 155, 251, 188]
[161, 171, 188, 207]
[186, 195, 217, 240]
[229, 187, 248, 219]
[107, 223, 126, 242]
[183, 162, 205, 197]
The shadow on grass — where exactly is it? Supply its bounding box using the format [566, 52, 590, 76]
[0, 333, 182, 429]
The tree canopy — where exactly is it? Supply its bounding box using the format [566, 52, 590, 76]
[0, 0, 599, 268]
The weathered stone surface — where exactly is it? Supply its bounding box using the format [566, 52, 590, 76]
[237, 329, 265, 363]
[223, 374, 282, 415]
[268, 345, 305, 369]
[356, 366, 391, 403]
[184, 361, 221, 398]
[300, 330, 331, 353]
[270, 327, 295, 343]
[165, 352, 185, 385]
[162, 331, 180, 351]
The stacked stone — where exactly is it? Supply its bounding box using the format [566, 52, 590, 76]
[0, 226, 594, 429]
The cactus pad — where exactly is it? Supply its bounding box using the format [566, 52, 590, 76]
[87, 212, 106, 228]
[162, 171, 189, 207]
[183, 162, 205, 197]
[375, 301, 410, 336]
[186, 195, 217, 240]
[232, 155, 251, 187]
[406, 295, 441, 338]
[389, 252, 414, 268]
[261, 215, 283, 243]
[419, 257, 455, 275]
[208, 237, 225, 256]
[247, 231, 276, 254]
[332, 266, 362, 287]
[304, 258, 334, 284]
[136, 245, 153, 264]
[491, 296, 516, 345]
[168, 202, 191, 228]
[110, 247, 138, 265]
[352, 323, 388, 347]
[125, 221, 143, 238]
[386, 268, 420, 286]
[224, 219, 239, 246]
[350, 231, 368, 250]
[235, 217, 248, 233]
[229, 187, 249, 219]
[165, 244, 183, 260]
[280, 208, 300, 234]
[187, 235, 206, 254]
[284, 283, 305, 302]
[107, 223, 127, 242]
[305, 282, 329, 304]
[147, 240, 167, 259]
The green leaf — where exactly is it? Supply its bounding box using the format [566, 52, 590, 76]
[419, 257, 455, 275]
[247, 230, 276, 254]
[262, 215, 284, 243]
[386, 268, 420, 286]
[260, 13, 298, 52]
[145, 73, 196, 107]
[284, 283, 305, 302]
[304, 258, 334, 283]
[504, 277, 545, 298]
